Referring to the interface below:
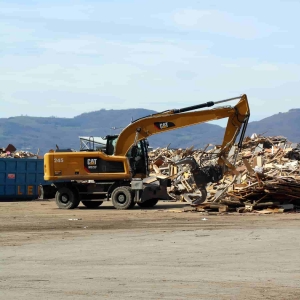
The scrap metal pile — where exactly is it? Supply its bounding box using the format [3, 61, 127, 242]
[0, 144, 38, 159]
[149, 135, 300, 212]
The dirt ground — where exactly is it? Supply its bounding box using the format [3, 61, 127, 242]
[1, 200, 300, 299]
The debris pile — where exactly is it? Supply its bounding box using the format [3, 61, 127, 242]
[149, 135, 300, 212]
[148, 144, 220, 201]
[0, 144, 38, 159]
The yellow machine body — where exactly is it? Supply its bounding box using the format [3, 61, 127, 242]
[44, 152, 131, 181]
[44, 95, 250, 182]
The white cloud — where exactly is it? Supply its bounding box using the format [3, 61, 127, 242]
[0, 3, 92, 21]
[221, 63, 240, 68]
[252, 64, 279, 71]
[173, 10, 212, 27]
[1, 37, 299, 120]
[40, 39, 102, 55]
[0, 22, 36, 44]
[0, 27, 299, 120]
[275, 44, 295, 49]
[172, 9, 276, 39]
[38, 36, 212, 70]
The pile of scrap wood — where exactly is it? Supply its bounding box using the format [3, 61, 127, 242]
[149, 134, 300, 212]
[0, 144, 38, 158]
[148, 144, 220, 201]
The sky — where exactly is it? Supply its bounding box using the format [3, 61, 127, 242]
[1, 0, 299, 126]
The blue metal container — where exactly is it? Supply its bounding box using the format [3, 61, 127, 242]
[0, 158, 46, 199]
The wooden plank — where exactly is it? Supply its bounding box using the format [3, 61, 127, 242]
[243, 159, 255, 174]
[153, 165, 161, 174]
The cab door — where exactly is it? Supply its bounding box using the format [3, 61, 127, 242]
[126, 140, 149, 177]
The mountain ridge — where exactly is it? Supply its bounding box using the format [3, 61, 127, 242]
[0, 108, 299, 154]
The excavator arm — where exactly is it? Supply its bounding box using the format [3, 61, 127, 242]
[114, 94, 249, 206]
[114, 94, 250, 164]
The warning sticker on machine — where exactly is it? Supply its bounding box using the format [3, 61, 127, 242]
[7, 174, 15, 179]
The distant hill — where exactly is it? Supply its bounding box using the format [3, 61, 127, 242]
[0, 108, 299, 154]
[0, 109, 225, 154]
[0, 109, 151, 154]
[247, 109, 300, 142]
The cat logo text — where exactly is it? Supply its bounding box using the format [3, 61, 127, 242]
[87, 159, 97, 166]
[154, 122, 175, 130]
[160, 122, 168, 129]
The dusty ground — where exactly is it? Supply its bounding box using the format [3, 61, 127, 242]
[0, 200, 300, 299]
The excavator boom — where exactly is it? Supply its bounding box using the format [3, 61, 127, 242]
[114, 94, 250, 158]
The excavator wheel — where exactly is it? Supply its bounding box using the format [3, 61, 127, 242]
[55, 187, 80, 209]
[111, 186, 134, 210]
[137, 199, 159, 208]
[81, 201, 103, 209]
[127, 187, 136, 208]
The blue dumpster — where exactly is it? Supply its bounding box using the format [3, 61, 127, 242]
[0, 158, 47, 200]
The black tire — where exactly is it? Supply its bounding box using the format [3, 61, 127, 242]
[38, 185, 44, 200]
[126, 186, 136, 208]
[38, 185, 56, 200]
[111, 186, 134, 210]
[137, 199, 159, 208]
[129, 201, 136, 208]
[55, 187, 80, 209]
[81, 201, 103, 209]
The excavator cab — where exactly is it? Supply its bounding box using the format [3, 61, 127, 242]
[105, 135, 149, 177]
[105, 135, 119, 155]
[126, 140, 149, 177]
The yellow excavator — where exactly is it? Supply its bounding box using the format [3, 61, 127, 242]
[40, 94, 250, 209]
